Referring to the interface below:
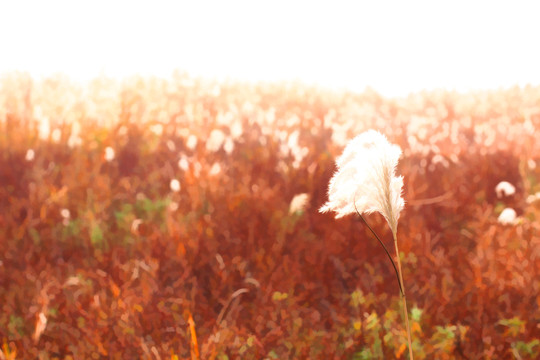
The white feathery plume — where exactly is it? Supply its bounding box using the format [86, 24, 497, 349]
[25, 149, 35, 162]
[495, 181, 515, 198]
[526, 191, 540, 204]
[320, 130, 404, 235]
[320, 129, 413, 359]
[289, 193, 309, 214]
[104, 146, 115, 162]
[170, 179, 181, 192]
[498, 207, 517, 225]
[206, 129, 226, 152]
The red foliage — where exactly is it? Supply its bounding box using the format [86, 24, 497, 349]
[0, 73, 539, 359]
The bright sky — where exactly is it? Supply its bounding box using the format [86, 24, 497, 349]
[1, 0, 539, 97]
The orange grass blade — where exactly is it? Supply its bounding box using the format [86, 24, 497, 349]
[188, 312, 200, 360]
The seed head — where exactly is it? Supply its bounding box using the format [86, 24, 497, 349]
[320, 130, 405, 235]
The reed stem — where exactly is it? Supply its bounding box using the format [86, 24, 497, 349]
[353, 200, 413, 358]
[393, 231, 414, 360]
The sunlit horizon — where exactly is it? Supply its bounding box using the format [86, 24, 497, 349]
[1, 0, 540, 97]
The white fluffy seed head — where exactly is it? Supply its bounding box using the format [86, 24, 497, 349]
[209, 163, 221, 176]
[150, 124, 163, 136]
[60, 208, 70, 219]
[224, 137, 234, 154]
[320, 130, 404, 235]
[498, 207, 517, 225]
[104, 146, 115, 162]
[526, 191, 540, 204]
[495, 181, 516, 198]
[25, 149, 35, 162]
[178, 156, 189, 171]
[289, 193, 309, 214]
[170, 179, 181, 192]
[206, 129, 226, 152]
[186, 135, 198, 150]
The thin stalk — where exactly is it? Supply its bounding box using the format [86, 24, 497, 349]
[393, 231, 414, 360]
[353, 200, 413, 358]
[354, 203, 403, 296]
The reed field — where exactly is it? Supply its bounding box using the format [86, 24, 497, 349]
[0, 72, 539, 359]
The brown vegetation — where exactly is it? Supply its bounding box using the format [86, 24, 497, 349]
[0, 72, 539, 359]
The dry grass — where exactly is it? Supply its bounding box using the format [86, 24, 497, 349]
[0, 72, 539, 359]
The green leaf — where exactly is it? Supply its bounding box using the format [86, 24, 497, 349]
[90, 223, 104, 246]
[411, 307, 423, 322]
[498, 317, 525, 336]
[350, 289, 365, 308]
[29, 227, 41, 245]
[513, 339, 540, 356]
